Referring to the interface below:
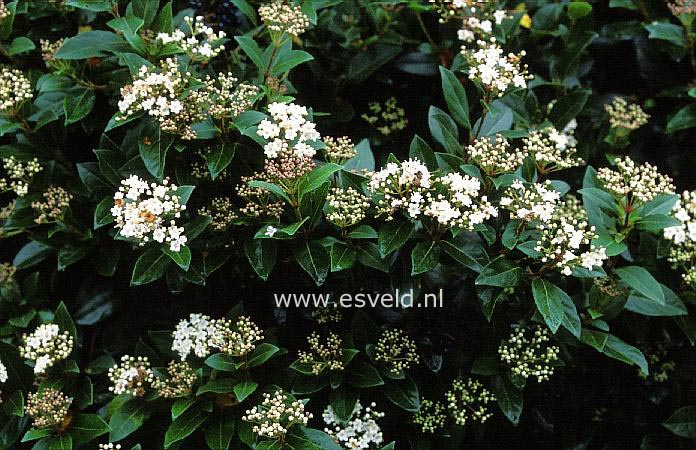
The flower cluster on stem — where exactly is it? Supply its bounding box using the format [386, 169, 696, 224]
[243, 390, 313, 440]
[20, 323, 74, 374]
[323, 400, 385, 449]
[446, 377, 495, 426]
[498, 326, 560, 382]
[374, 329, 419, 375]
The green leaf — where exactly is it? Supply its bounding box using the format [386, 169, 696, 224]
[13, 241, 52, 269]
[384, 376, 420, 413]
[163, 246, 191, 271]
[94, 196, 115, 229]
[614, 266, 664, 305]
[8, 37, 35, 56]
[667, 103, 696, 133]
[441, 235, 488, 273]
[549, 90, 590, 130]
[635, 214, 680, 232]
[531, 279, 565, 333]
[330, 242, 356, 272]
[567, 2, 592, 19]
[346, 44, 401, 84]
[139, 122, 174, 180]
[293, 241, 330, 286]
[492, 376, 523, 425]
[69, 414, 110, 447]
[439, 66, 470, 130]
[428, 106, 460, 154]
[645, 21, 686, 47]
[235, 36, 265, 70]
[300, 163, 342, 196]
[378, 221, 415, 257]
[164, 405, 208, 448]
[54, 301, 78, 342]
[289, 427, 343, 450]
[272, 50, 314, 75]
[476, 257, 522, 288]
[247, 180, 291, 204]
[356, 243, 389, 273]
[204, 354, 236, 372]
[207, 144, 236, 180]
[204, 413, 235, 450]
[348, 225, 377, 239]
[2, 390, 23, 417]
[65, 0, 116, 12]
[624, 283, 687, 316]
[55, 31, 123, 59]
[347, 361, 384, 388]
[601, 334, 648, 375]
[663, 406, 696, 439]
[197, 379, 235, 395]
[64, 88, 96, 125]
[233, 381, 258, 403]
[408, 135, 437, 169]
[244, 239, 276, 281]
[130, 248, 170, 286]
[109, 399, 152, 442]
[246, 343, 280, 367]
[343, 139, 375, 171]
[411, 241, 440, 275]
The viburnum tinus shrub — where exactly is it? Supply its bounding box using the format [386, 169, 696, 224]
[1, 0, 696, 449]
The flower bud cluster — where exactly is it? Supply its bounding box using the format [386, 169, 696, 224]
[236, 172, 284, 219]
[26, 388, 72, 429]
[596, 156, 675, 204]
[466, 134, 525, 175]
[108, 355, 155, 397]
[259, 1, 310, 37]
[669, 0, 696, 14]
[523, 127, 583, 172]
[99, 445, 122, 450]
[499, 326, 560, 382]
[199, 197, 238, 231]
[153, 360, 197, 398]
[326, 187, 370, 228]
[323, 136, 357, 163]
[361, 97, 408, 136]
[374, 329, 419, 375]
[205, 73, 259, 120]
[412, 399, 447, 434]
[243, 390, 313, 440]
[157, 16, 227, 61]
[604, 97, 649, 131]
[446, 377, 495, 425]
[312, 305, 343, 324]
[298, 331, 345, 375]
[20, 323, 74, 374]
[111, 175, 187, 252]
[0, 156, 41, 196]
[553, 194, 587, 222]
[0, 67, 32, 114]
[0, 1, 9, 20]
[40, 39, 65, 65]
[323, 400, 385, 449]
[461, 39, 530, 97]
[0, 262, 15, 287]
[32, 186, 72, 224]
[172, 313, 264, 360]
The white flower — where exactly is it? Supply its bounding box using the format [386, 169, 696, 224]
[0, 359, 7, 383]
[323, 401, 385, 450]
[266, 225, 278, 237]
[172, 313, 221, 360]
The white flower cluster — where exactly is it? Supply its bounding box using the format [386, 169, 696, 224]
[0, 156, 42, 196]
[0, 67, 32, 114]
[323, 400, 385, 450]
[446, 377, 495, 426]
[108, 355, 155, 397]
[368, 159, 497, 229]
[243, 390, 313, 440]
[0, 359, 7, 383]
[99, 445, 122, 450]
[259, 1, 310, 37]
[535, 216, 607, 275]
[499, 326, 560, 382]
[111, 176, 188, 252]
[663, 191, 696, 285]
[117, 58, 207, 139]
[604, 97, 649, 131]
[257, 102, 321, 159]
[466, 134, 525, 175]
[500, 180, 561, 224]
[172, 313, 263, 360]
[457, 8, 507, 42]
[20, 323, 74, 374]
[596, 156, 675, 204]
[461, 39, 529, 97]
[523, 126, 583, 172]
[157, 16, 226, 61]
[26, 388, 72, 429]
